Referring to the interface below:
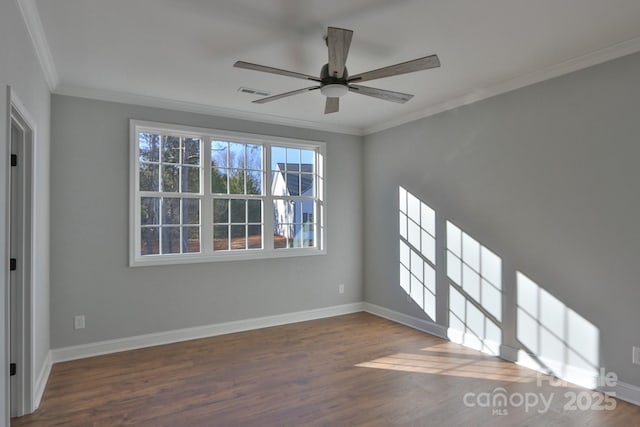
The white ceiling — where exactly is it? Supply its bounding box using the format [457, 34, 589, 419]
[27, 0, 640, 134]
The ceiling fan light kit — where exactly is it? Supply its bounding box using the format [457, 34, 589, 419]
[320, 84, 348, 98]
[234, 27, 440, 114]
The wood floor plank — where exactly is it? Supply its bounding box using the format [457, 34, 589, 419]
[12, 313, 640, 426]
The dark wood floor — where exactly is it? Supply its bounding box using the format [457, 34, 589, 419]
[12, 313, 640, 426]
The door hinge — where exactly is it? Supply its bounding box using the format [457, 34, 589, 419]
[10, 363, 16, 376]
[11, 154, 17, 167]
[10, 258, 17, 271]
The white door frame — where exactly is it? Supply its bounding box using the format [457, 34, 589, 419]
[6, 86, 35, 418]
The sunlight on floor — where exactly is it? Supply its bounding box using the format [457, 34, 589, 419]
[356, 343, 537, 383]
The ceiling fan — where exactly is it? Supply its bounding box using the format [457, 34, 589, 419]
[234, 27, 440, 114]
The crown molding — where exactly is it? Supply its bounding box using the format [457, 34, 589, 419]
[365, 35, 640, 135]
[53, 85, 365, 136]
[17, 0, 640, 137]
[17, 0, 59, 91]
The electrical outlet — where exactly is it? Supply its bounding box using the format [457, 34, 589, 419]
[633, 346, 640, 365]
[338, 284, 345, 294]
[74, 315, 85, 330]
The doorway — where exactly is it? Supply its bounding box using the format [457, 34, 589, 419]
[7, 89, 34, 419]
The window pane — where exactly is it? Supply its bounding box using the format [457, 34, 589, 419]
[163, 198, 181, 224]
[288, 173, 301, 196]
[213, 199, 229, 223]
[229, 142, 245, 169]
[211, 141, 228, 168]
[162, 136, 181, 163]
[182, 166, 200, 193]
[162, 227, 181, 254]
[274, 200, 291, 230]
[246, 170, 262, 195]
[274, 220, 294, 249]
[182, 199, 199, 225]
[229, 169, 245, 194]
[141, 227, 159, 255]
[300, 173, 314, 197]
[230, 199, 246, 223]
[292, 224, 303, 248]
[139, 133, 160, 162]
[302, 201, 314, 223]
[212, 167, 228, 194]
[183, 226, 200, 253]
[271, 146, 285, 170]
[300, 149, 314, 165]
[286, 148, 300, 164]
[271, 170, 287, 196]
[183, 138, 200, 165]
[248, 225, 262, 249]
[162, 165, 179, 192]
[139, 163, 159, 191]
[213, 225, 229, 250]
[246, 144, 262, 170]
[302, 225, 315, 247]
[274, 233, 287, 249]
[230, 225, 246, 250]
[141, 197, 160, 225]
[247, 200, 262, 223]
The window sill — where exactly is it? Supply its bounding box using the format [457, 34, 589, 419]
[130, 248, 327, 267]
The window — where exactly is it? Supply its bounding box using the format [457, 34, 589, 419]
[130, 120, 325, 266]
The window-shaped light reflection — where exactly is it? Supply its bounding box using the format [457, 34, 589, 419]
[399, 186, 436, 320]
[516, 272, 599, 388]
[446, 221, 503, 356]
[446, 222, 502, 321]
[449, 285, 502, 355]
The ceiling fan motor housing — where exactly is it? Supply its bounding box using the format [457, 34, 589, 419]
[320, 63, 348, 84]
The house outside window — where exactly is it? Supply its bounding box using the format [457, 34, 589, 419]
[130, 120, 325, 266]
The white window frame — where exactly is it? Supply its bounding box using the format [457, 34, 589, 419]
[130, 120, 326, 267]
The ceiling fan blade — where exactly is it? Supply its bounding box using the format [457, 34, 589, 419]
[325, 97, 339, 114]
[327, 27, 353, 79]
[253, 86, 321, 104]
[234, 61, 321, 82]
[347, 55, 440, 84]
[348, 84, 414, 103]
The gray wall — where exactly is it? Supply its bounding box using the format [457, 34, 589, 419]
[363, 52, 640, 387]
[50, 95, 363, 348]
[0, 0, 51, 420]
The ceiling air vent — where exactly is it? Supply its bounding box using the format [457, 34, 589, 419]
[238, 87, 271, 97]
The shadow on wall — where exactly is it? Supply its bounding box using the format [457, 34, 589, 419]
[397, 186, 600, 388]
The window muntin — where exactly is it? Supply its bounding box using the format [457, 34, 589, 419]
[131, 121, 325, 266]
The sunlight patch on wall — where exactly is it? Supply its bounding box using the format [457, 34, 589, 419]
[447, 221, 503, 356]
[516, 272, 600, 389]
[399, 186, 436, 319]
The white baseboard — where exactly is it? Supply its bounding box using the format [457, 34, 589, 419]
[44, 300, 640, 410]
[600, 381, 640, 407]
[33, 350, 52, 411]
[52, 302, 365, 363]
[362, 302, 447, 339]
